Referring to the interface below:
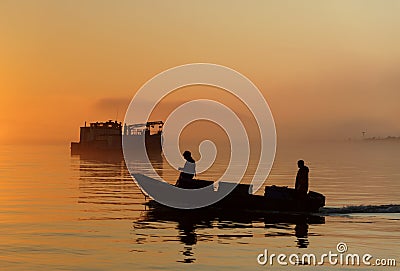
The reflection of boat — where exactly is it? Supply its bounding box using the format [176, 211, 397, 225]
[138, 175, 325, 212]
[70, 120, 163, 155]
[144, 203, 325, 225]
[138, 203, 325, 256]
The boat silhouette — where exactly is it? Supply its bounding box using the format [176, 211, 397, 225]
[134, 174, 325, 213]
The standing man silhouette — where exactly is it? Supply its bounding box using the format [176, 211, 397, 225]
[178, 151, 196, 180]
[295, 160, 309, 198]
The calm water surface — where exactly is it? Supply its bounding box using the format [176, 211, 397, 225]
[0, 142, 399, 270]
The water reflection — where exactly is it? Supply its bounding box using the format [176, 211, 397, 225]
[74, 152, 163, 169]
[74, 152, 163, 220]
[295, 223, 309, 248]
[137, 206, 325, 263]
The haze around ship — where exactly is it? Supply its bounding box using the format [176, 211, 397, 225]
[1, 1, 400, 144]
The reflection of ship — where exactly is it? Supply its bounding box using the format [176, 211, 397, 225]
[71, 120, 163, 155]
[75, 154, 163, 218]
[364, 136, 400, 142]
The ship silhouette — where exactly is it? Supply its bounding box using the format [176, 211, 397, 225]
[71, 120, 163, 155]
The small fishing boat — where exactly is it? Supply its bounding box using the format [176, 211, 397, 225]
[136, 174, 325, 213]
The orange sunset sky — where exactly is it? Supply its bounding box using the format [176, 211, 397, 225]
[1, 1, 399, 144]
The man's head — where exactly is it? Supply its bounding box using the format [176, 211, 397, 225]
[297, 160, 305, 168]
[183, 150, 192, 159]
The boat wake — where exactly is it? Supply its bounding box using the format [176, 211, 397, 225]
[320, 204, 400, 214]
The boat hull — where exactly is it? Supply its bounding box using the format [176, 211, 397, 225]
[137, 175, 325, 213]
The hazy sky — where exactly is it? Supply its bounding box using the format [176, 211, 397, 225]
[1, 1, 399, 144]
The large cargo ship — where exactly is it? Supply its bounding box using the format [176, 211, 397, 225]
[71, 120, 163, 155]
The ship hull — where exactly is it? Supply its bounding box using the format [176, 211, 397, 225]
[71, 134, 162, 155]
